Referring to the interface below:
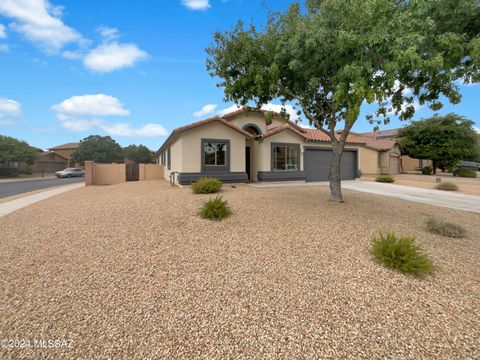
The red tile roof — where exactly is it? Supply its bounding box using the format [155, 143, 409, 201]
[157, 108, 399, 154]
[157, 116, 253, 154]
[262, 124, 307, 139]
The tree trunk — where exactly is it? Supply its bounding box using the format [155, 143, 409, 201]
[329, 143, 344, 203]
[432, 160, 437, 174]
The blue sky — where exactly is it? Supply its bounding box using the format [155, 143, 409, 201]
[0, 0, 478, 151]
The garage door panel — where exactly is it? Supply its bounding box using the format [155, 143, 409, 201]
[304, 149, 356, 182]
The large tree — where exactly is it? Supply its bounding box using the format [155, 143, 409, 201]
[0, 135, 39, 165]
[399, 114, 480, 173]
[124, 144, 154, 164]
[71, 135, 124, 164]
[206, 0, 480, 202]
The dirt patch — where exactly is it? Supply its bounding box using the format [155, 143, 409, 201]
[0, 180, 479, 359]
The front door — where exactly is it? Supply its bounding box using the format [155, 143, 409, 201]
[245, 147, 251, 180]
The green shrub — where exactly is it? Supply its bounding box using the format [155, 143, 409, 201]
[435, 181, 458, 191]
[426, 218, 466, 238]
[375, 175, 395, 183]
[0, 168, 20, 177]
[371, 233, 434, 277]
[199, 196, 231, 221]
[421, 166, 432, 175]
[453, 168, 477, 178]
[191, 177, 222, 194]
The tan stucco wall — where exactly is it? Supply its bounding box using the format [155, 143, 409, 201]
[256, 130, 376, 175]
[139, 164, 164, 181]
[162, 137, 182, 181]
[228, 112, 291, 134]
[358, 146, 379, 175]
[180, 122, 247, 173]
[94, 164, 126, 185]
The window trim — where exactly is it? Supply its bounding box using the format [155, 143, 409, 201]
[201, 138, 230, 173]
[271, 142, 300, 172]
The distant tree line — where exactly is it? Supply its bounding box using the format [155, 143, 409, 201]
[71, 135, 155, 164]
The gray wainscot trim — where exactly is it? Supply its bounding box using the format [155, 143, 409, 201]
[177, 172, 248, 185]
[201, 138, 230, 173]
[257, 171, 306, 182]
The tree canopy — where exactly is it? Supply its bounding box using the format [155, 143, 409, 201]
[71, 135, 124, 164]
[0, 135, 40, 165]
[206, 0, 480, 201]
[399, 113, 480, 173]
[124, 144, 154, 164]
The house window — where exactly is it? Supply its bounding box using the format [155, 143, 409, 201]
[204, 142, 227, 166]
[202, 139, 229, 172]
[273, 144, 299, 171]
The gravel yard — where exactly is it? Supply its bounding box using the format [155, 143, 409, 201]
[1, 180, 479, 359]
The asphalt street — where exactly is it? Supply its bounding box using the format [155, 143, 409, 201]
[0, 177, 84, 199]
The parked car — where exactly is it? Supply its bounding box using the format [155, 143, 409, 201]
[458, 161, 480, 171]
[55, 168, 84, 178]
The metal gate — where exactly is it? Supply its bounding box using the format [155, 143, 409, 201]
[126, 163, 139, 181]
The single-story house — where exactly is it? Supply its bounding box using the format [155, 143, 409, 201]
[156, 108, 402, 185]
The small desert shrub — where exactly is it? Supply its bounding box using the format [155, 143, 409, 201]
[191, 177, 222, 194]
[371, 233, 434, 277]
[453, 168, 477, 178]
[199, 196, 231, 221]
[435, 181, 458, 191]
[421, 166, 432, 175]
[375, 175, 395, 183]
[426, 218, 466, 238]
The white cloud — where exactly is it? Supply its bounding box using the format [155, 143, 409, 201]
[0, 97, 21, 115]
[53, 94, 166, 138]
[83, 42, 147, 73]
[57, 114, 103, 132]
[193, 104, 217, 117]
[98, 26, 119, 41]
[217, 104, 241, 116]
[100, 123, 167, 137]
[260, 104, 299, 121]
[0, 24, 6, 38]
[0, 0, 85, 52]
[218, 103, 300, 121]
[0, 44, 9, 53]
[474, 126, 480, 134]
[52, 94, 130, 116]
[181, 0, 211, 10]
[0, 97, 21, 125]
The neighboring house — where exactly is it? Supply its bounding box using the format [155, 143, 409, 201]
[358, 129, 430, 172]
[47, 142, 80, 167]
[32, 151, 69, 173]
[156, 108, 403, 185]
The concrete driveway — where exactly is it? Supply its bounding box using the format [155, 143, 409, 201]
[251, 180, 480, 213]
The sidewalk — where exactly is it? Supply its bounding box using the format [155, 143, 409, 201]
[0, 175, 57, 184]
[0, 183, 84, 218]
